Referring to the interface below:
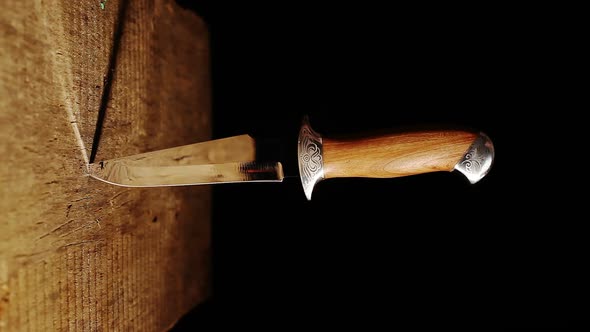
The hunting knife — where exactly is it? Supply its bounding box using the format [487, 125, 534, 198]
[88, 116, 495, 200]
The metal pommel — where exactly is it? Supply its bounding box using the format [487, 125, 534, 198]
[454, 132, 495, 184]
[297, 116, 325, 200]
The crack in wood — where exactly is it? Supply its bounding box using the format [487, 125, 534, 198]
[109, 189, 131, 202]
[58, 222, 97, 239]
[89, 0, 130, 164]
[71, 196, 91, 203]
[60, 240, 102, 250]
[37, 219, 75, 240]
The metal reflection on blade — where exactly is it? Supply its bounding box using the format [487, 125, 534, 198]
[88, 161, 284, 187]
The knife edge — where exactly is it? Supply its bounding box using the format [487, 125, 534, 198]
[88, 161, 284, 187]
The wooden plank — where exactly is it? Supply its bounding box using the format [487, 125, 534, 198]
[0, 0, 211, 330]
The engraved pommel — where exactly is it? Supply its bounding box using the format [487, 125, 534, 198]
[297, 116, 325, 200]
[453, 132, 495, 184]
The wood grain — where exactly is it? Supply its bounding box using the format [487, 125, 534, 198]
[323, 130, 477, 179]
[0, 0, 211, 330]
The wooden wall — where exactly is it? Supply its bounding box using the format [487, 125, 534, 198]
[0, 0, 211, 330]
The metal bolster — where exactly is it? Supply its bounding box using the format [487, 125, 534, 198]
[297, 116, 325, 200]
[454, 132, 495, 184]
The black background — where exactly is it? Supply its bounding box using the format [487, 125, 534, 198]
[171, 2, 582, 329]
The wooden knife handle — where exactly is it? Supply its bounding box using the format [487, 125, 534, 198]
[297, 116, 494, 200]
[323, 130, 478, 179]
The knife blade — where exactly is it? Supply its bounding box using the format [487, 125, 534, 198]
[88, 116, 494, 200]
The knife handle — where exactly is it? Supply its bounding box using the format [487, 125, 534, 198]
[297, 117, 494, 200]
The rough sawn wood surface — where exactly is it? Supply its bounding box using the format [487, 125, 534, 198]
[0, 0, 212, 330]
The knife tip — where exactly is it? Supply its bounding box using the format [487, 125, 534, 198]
[86, 161, 102, 176]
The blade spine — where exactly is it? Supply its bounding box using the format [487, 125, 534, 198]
[94, 134, 257, 166]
